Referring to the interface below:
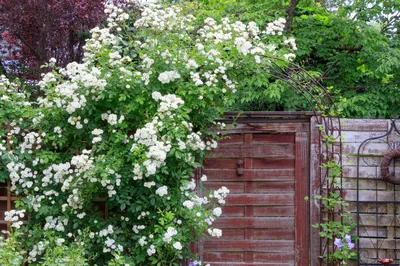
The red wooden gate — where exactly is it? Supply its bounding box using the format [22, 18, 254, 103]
[201, 112, 311, 266]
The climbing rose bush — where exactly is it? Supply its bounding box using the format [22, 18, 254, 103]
[0, 2, 295, 265]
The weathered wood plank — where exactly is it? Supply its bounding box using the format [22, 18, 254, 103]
[349, 202, 388, 213]
[225, 194, 295, 206]
[246, 228, 295, 240]
[252, 134, 295, 144]
[204, 158, 295, 169]
[252, 252, 295, 263]
[339, 119, 389, 131]
[202, 263, 294, 266]
[219, 135, 244, 144]
[203, 240, 295, 252]
[343, 143, 394, 156]
[342, 177, 388, 190]
[295, 131, 310, 266]
[358, 226, 387, 238]
[342, 154, 383, 167]
[213, 217, 295, 229]
[343, 166, 381, 178]
[357, 213, 400, 227]
[344, 190, 399, 202]
[217, 229, 245, 240]
[251, 158, 295, 169]
[207, 144, 295, 158]
[342, 131, 388, 143]
[203, 252, 245, 262]
[221, 122, 309, 134]
[220, 206, 245, 217]
[359, 238, 400, 249]
[252, 206, 295, 217]
[245, 181, 295, 193]
[204, 169, 295, 181]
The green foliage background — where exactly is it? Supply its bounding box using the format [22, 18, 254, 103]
[182, 0, 400, 118]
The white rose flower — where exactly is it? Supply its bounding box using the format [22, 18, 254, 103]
[173, 241, 182, 250]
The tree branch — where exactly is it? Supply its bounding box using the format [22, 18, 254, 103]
[13, 31, 43, 62]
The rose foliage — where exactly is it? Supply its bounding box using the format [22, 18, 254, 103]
[0, 2, 295, 265]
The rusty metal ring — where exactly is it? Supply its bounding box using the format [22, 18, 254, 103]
[380, 148, 400, 184]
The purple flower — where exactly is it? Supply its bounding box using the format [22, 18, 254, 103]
[344, 234, 355, 249]
[334, 238, 343, 248]
[188, 262, 196, 266]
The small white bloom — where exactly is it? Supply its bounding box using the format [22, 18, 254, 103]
[173, 241, 182, 250]
[155, 186, 168, 197]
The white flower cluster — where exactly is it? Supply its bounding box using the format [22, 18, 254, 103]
[213, 207, 222, 217]
[147, 244, 156, 256]
[104, 237, 123, 253]
[56, 238, 65, 246]
[7, 161, 35, 192]
[264, 17, 286, 35]
[131, 93, 187, 179]
[92, 128, 104, 144]
[0, 142, 5, 156]
[43, 216, 68, 232]
[19, 131, 44, 154]
[173, 241, 182, 250]
[101, 112, 124, 126]
[68, 116, 88, 129]
[183, 200, 195, 210]
[39, 72, 57, 87]
[53, 126, 62, 137]
[197, 16, 267, 63]
[155, 185, 168, 197]
[7, 149, 95, 217]
[186, 132, 217, 151]
[42, 62, 107, 113]
[210, 186, 230, 204]
[152, 92, 184, 115]
[132, 224, 146, 234]
[84, 27, 117, 60]
[162, 227, 178, 243]
[134, 5, 194, 32]
[284, 53, 296, 61]
[0, 74, 19, 92]
[284, 37, 297, 51]
[207, 228, 222, 238]
[109, 51, 132, 67]
[158, 71, 181, 84]
[28, 241, 48, 263]
[4, 209, 25, 228]
[132, 118, 171, 177]
[104, 2, 130, 29]
[144, 181, 156, 188]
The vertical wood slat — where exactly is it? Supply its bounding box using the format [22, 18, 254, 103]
[295, 131, 310, 265]
[244, 133, 251, 263]
[310, 117, 322, 266]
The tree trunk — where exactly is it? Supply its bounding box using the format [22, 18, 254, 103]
[285, 0, 301, 33]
